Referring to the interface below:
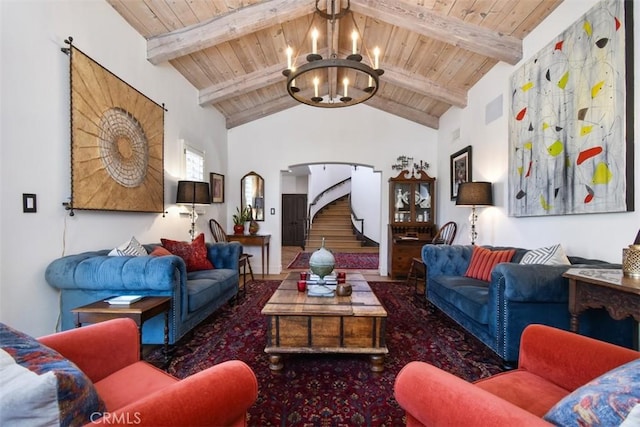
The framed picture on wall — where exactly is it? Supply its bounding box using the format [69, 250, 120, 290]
[210, 173, 224, 203]
[450, 146, 472, 200]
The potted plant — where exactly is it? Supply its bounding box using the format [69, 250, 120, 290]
[232, 206, 250, 235]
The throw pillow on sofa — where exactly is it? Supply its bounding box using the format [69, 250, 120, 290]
[108, 236, 148, 257]
[464, 246, 516, 282]
[150, 245, 172, 256]
[161, 233, 214, 272]
[544, 358, 640, 426]
[0, 323, 107, 426]
[520, 243, 571, 265]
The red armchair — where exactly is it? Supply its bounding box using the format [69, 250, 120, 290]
[38, 318, 258, 426]
[394, 324, 639, 426]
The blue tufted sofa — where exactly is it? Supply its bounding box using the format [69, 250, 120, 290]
[422, 244, 634, 363]
[45, 242, 241, 344]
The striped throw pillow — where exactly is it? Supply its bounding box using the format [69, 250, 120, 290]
[464, 246, 516, 282]
[520, 244, 571, 265]
[108, 236, 148, 256]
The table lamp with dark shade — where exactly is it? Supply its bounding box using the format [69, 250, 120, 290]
[456, 181, 493, 245]
[176, 180, 210, 241]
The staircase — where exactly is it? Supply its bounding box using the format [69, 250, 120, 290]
[306, 197, 378, 253]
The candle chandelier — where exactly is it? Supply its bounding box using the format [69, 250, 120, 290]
[282, 0, 384, 108]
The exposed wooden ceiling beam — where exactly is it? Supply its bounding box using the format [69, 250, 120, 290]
[365, 96, 439, 129]
[199, 64, 285, 105]
[200, 59, 466, 108]
[350, 0, 522, 65]
[382, 67, 467, 108]
[225, 86, 438, 130]
[226, 95, 298, 129]
[147, 0, 316, 65]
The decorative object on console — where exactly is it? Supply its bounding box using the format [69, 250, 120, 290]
[456, 181, 493, 245]
[282, 0, 383, 108]
[176, 180, 211, 241]
[232, 206, 251, 235]
[622, 245, 640, 279]
[248, 205, 260, 235]
[391, 155, 429, 175]
[508, 0, 634, 217]
[308, 238, 335, 286]
[63, 37, 165, 214]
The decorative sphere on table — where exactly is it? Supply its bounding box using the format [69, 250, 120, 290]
[309, 238, 335, 285]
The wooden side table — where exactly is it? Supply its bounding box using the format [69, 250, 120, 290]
[563, 268, 640, 349]
[72, 296, 172, 363]
[227, 233, 270, 278]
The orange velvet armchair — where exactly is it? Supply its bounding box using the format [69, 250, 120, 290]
[394, 324, 639, 427]
[38, 318, 258, 426]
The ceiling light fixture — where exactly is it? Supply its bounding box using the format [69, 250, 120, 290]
[283, 0, 384, 108]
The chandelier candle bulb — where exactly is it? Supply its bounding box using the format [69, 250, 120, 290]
[313, 77, 319, 98]
[374, 47, 380, 69]
[286, 46, 293, 69]
[351, 31, 358, 54]
[343, 78, 349, 97]
[311, 28, 319, 55]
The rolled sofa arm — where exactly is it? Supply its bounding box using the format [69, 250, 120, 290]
[38, 318, 140, 383]
[491, 263, 574, 302]
[93, 360, 259, 426]
[394, 361, 549, 427]
[45, 252, 186, 291]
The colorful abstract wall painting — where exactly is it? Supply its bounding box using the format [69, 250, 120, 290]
[508, 0, 634, 217]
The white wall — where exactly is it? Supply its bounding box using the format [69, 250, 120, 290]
[0, 0, 227, 336]
[351, 167, 382, 244]
[438, 0, 639, 262]
[228, 104, 439, 275]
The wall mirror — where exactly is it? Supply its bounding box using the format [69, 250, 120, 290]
[241, 171, 264, 221]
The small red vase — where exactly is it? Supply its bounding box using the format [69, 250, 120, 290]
[233, 224, 245, 235]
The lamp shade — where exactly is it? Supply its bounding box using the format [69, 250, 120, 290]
[456, 182, 493, 206]
[176, 181, 210, 205]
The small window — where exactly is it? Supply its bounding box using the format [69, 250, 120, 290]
[183, 142, 204, 181]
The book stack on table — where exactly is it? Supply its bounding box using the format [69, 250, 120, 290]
[104, 295, 143, 305]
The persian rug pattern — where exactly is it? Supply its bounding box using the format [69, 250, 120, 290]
[287, 252, 380, 270]
[149, 280, 504, 426]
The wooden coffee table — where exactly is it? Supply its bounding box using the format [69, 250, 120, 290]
[261, 272, 388, 372]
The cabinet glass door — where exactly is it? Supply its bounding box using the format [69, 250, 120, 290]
[393, 183, 411, 222]
[415, 182, 432, 222]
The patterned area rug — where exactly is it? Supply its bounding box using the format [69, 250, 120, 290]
[287, 252, 380, 269]
[148, 281, 504, 426]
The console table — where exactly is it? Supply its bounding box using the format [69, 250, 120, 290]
[227, 233, 270, 278]
[563, 268, 640, 348]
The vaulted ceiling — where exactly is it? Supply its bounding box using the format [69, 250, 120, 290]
[106, 0, 563, 129]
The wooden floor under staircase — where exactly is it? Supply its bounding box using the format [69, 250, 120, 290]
[306, 197, 378, 254]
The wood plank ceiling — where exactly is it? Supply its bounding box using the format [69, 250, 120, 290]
[106, 0, 563, 129]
